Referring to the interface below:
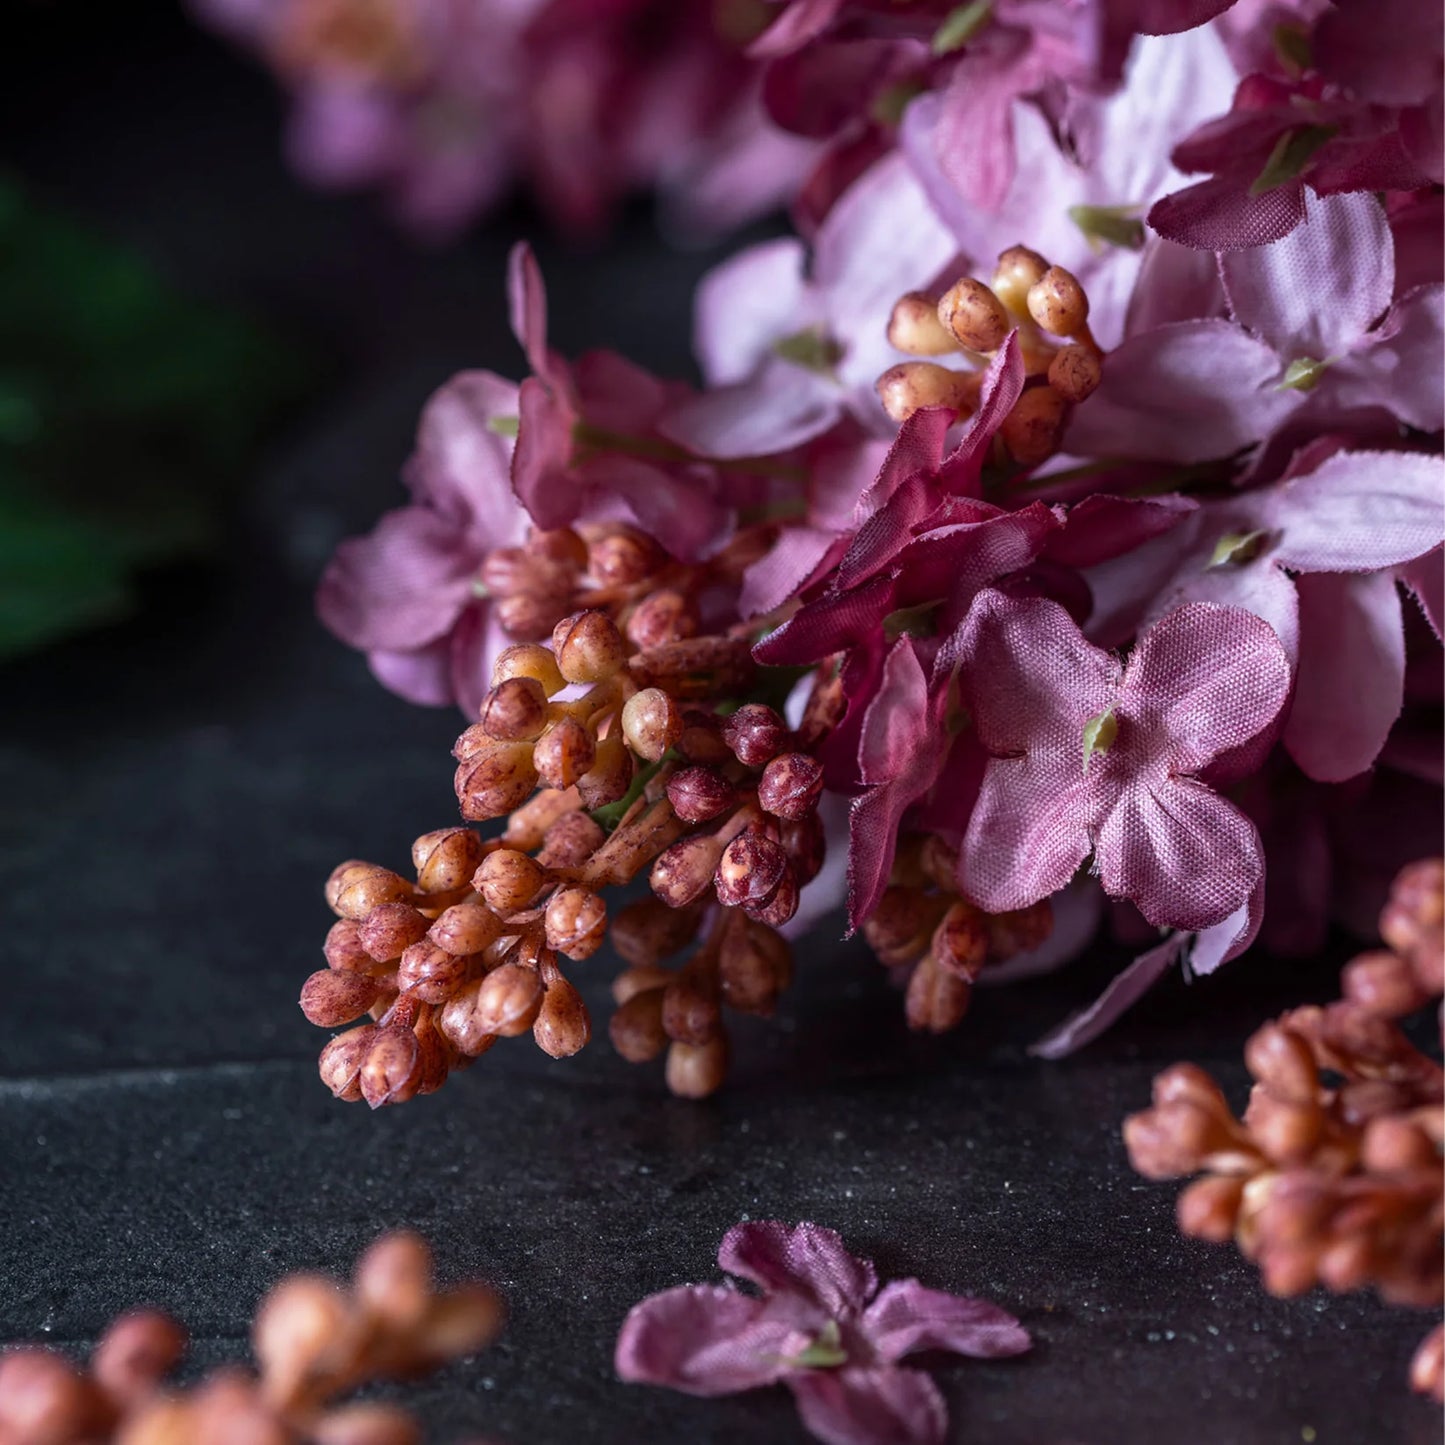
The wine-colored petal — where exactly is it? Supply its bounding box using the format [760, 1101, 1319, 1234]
[753, 572, 898, 666]
[858, 638, 929, 787]
[789, 1367, 947, 1445]
[1048, 493, 1197, 569]
[1148, 172, 1307, 252]
[863, 1281, 1030, 1364]
[718, 1221, 877, 1317]
[740, 528, 842, 619]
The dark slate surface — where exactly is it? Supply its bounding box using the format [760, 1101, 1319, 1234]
[1, 8, 1437, 1443]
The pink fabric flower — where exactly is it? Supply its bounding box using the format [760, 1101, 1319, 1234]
[957, 591, 1291, 931]
[316, 370, 525, 717]
[615, 1219, 1030, 1445]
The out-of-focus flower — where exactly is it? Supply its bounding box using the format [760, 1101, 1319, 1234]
[956, 591, 1291, 930]
[616, 1219, 1029, 1445]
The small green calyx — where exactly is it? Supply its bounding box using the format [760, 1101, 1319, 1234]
[1082, 707, 1118, 774]
[1209, 529, 1269, 567]
[870, 80, 925, 127]
[773, 327, 845, 375]
[1271, 23, 1312, 76]
[1278, 356, 1329, 392]
[883, 601, 939, 643]
[1068, 204, 1145, 253]
[487, 414, 520, 437]
[931, 0, 993, 55]
[1249, 125, 1336, 196]
[788, 1320, 849, 1370]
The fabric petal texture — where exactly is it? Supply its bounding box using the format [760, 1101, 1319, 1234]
[862, 1281, 1031, 1363]
[787, 1366, 948, 1445]
[718, 1221, 878, 1319]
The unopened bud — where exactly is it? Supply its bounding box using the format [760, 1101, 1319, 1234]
[536, 811, 607, 869]
[626, 590, 698, 650]
[876, 361, 981, 423]
[427, 901, 502, 956]
[318, 1026, 377, 1102]
[888, 290, 957, 355]
[612, 897, 704, 966]
[610, 987, 668, 1062]
[455, 742, 539, 820]
[0, 1350, 106, 1444]
[554, 610, 626, 684]
[545, 887, 607, 960]
[533, 716, 596, 790]
[1047, 344, 1102, 402]
[301, 969, 383, 1028]
[1243, 1022, 1318, 1102]
[779, 813, 826, 885]
[475, 963, 544, 1036]
[587, 525, 663, 586]
[665, 1036, 728, 1098]
[651, 834, 726, 908]
[666, 766, 736, 823]
[437, 979, 499, 1058]
[612, 965, 675, 1003]
[495, 589, 568, 641]
[529, 526, 588, 570]
[327, 862, 413, 920]
[937, 276, 1011, 351]
[676, 709, 732, 764]
[324, 918, 372, 973]
[932, 902, 988, 980]
[620, 687, 683, 762]
[492, 642, 565, 695]
[361, 1026, 423, 1108]
[473, 849, 547, 915]
[1000, 385, 1068, 467]
[312, 1404, 423, 1445]
[1026, 265, 1089, 337]
[715, 830, 788, 909]
[719, 920, 792, 1015]
[355, 1231, 431, 1331]
[533, 974, 591, 1058]
[576, 730, 634, 809]
[746, 865, 799, 927]
[757, 752, 824, 821]
[662, 964, 722, 1045]
[721, 704, 788, 767]
[359, 902, 430, 961]
[905, 953, 971, 1033]
[411, 827, 485, 893]
[93, 1310, 187, 1408]
[1341, 948, 1428, 1019]
[253, 1275, 351, 1406]
[862, 886, 934, 968]
[1361, 1115, 1437, 1172]
[397, 942, 469, 1005]
[1176, 1175, 1245, 1242]
[985, 900, 1053, 959]
[479, 676, 550, 741]
[991, 245, 1049, 314]
[1410, 1324, 1445, 1401]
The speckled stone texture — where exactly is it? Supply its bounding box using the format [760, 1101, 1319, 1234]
[0, 8, 1437, 1444]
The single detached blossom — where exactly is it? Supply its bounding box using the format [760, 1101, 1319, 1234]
[615, 1220, 1030, 1445]
[957, 591, 1291, 931]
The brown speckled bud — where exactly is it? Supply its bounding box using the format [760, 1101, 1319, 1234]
[301, 969, 383, 1028]
[626, 589, 698, 650]
[359, 902, 430, 961]
[876, 361, 981, 423]
[475, 963, 544, 1036]
[545, 887, 607, 960]
[1000, 385, 1068, 467]
[492, 642, 565, 695]
[361, 1026, 423, 1108]
[1176, 1175, 1245, 1243]
[612, 965, 674, 1004]
[715, 830, 788, 909]
[651, 834, 726, 908]
[665, 1036, 728, 1098]
[253, 1274, 351, 1404]
[621, 687, 683, 762]
[436, 980, 499, 1058]
[610, 987, 668, 1062]
[779, 814, 826, 886]
[554, 609, 626, 684]
[93, 1309, 187, 1409]
[533, 974, 591, 1058]
[676, 710, 731, 765]
[318, 1026, 377, 1102]
[411, 827, 485, 893]
[537, 810, 607, 869]
[587, 525, 663, 586]
[427, 901, 502, 956]
[1361, 1115, 1437, 1172]
[576, 731, 634, 809]
[397, 942, 469, 1005]
[662, 964, 722, 1045]
[529, 526, 588, 570]
[473, 849, 547, 915]
[991, 245, 1049, 313]
[757, 753, 824, 821]
[720, 920, 792, 1015]
[932, 901, 988, 981]
[479, 676, 550, 741]
[1047, 344, 1102, 402]
[937, 276, 1011, 351]
[1027, 265, 1089, 336]
[495, 589, 568, 641]
[721, 704, 788, 767]
[887, 291, 956, 356]
[862, 886, 935, 968]
[455, 743, 539, 820]
[986, 900, 1053, 959]
[327, 862, 413, 920]
[1243, 1089, 1322, 1165]
[666, 766, 736, 823]
[533, 717, 596, 790]
[324, 918, 372, 974]
[905, 953, 971, 1033]
[612, 897, 704, 966]
[745, 865, 799, 927]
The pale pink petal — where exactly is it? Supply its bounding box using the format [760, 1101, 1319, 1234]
[614, 1284, 793, 1396]
[740, 528, 842, 618]
[1096, 778, 1264, 931]
[863, 1281, 1030, 1364]
[1148, 173, 1308, 252]
[367, 641, 454, 708]
[1064, 320, 1296, 464]
[1219, 192, 1392, 359]
[286, 84, 398, 188]
[1400, 547, 1444, 638]
[511, 375, 577, 530]
[718, 1221, 877, 1317]
[1326, 284, 1445, 433]
[787, 1366, 947, 1445]
[747, 0, 844, 58]
[1126, 237, 1228, 336]
[1188, 877, 1264, 975]
[692, 238, 813, 387]
[658, 360, 838, 459]
[1284, 570, 1406, 782]
[408, 370, 522, 533]
[1269, 450, 1445, 573]
[1172, 556, 1300, 667]
[448, 606, 508, 723]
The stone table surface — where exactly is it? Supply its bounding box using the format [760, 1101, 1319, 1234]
[0, 8, 1436, 1443]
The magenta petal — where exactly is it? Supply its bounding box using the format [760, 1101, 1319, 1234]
[1284, 570, 1406, 783]
[748, 0, 844, 58]
[719, 1222, 877, 1317]
[852, 405, 954, 524]
[858, 638, 928, 787]
[316, 507, 477, 651]
[1400, 547, 1444, 639]
[614, 1284, 792, 1396]
[512, 375, 577, 530]
[1148, 173, 1307, 252]
[863, 1280, 1030, 1363]
[752, 572, 898, 666]
[580, 455, 726, 563]
[936, 334, 1025, 491]
[1096, 778, 1263, 931]
[407, 370, 522, 529]
[1030, 932, 1189, 1059]
[1048, 493, 1197, 569]
[659, 361, 839, 459]
[787, 1365, 947, 1445]
[507, 242, 552, 381]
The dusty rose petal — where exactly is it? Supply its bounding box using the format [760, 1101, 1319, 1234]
[614, 1284, 794, 1396]
[408, 370, 522, 526]
[580, 455, 727, 564]
[787, 1365, 947, 1445]
[718, 1222, 876, 1318]
[507, 242, 553, 381]
[1147, 172, 1308, 252]
[863, 1281, 1030, 1363]
[740, 528, 843, 619]
[1189, 877, 1264, 975]
[512, 375, 577, 531]
[659, 360, 839, 459]
[1400, 547, 1444, 638]
[367, 641, 454, 708]
[691, 238, 813, 386]
[1326, 284, 1445, 433]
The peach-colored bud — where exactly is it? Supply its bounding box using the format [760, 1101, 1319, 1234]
[427, 901, 502, 956]
[1341, 948, 1428, 1019]
[327, 862, 413, 920]
[479, 676, 550, 741]
[651, 834, 726, 908]
[495, 589, 567, 641]
[621, 687, 684, 762]
[360, 1026, 424, 1108]
[1242, 1022, 1318, 1102]
[1361, 1114, 1437, 1172]
[610, 987, 668, 1062]
[473, 849, 547, 915]
[1316, 1234, 1373, 1294]
[355, 1231, 431, 1330]
[454, 743, 539, 821]
[1047, 344, 1102, 402]
[985, 900, 1053, 959]
[436, 980, 498, 1058]
[1152, 1063, 1232, 1114]
[932, 902, 988, 980]
[413, 1283, 504, 1361]
[0, 1349, 107, 1444]
[876, 361, 981, 423]
[887, 290, 957, 355]
[665, 1035, 728, 1098]
[533, 717, 596, 790]
[93, 1310, 187, 1407]
[937, 276, 1011, 352]
[991, 245, 1049, 313]
[529, 525, 588, 570]
[757, 753, 823, 821]
[533, 974, 591, 1058]
[612, 964, 675, 1003]
[905, 953, 971, 1033]
[586, 524, 664, 586]
[302, 969, 384, 1027]
[1176, 1175, 1245, 1242]
[721, 704, 788, 767]
[492, 642, 566, 695]
[397, 942, 469, 1005]
[576, 730, 634, 809]
[715, 830, 788, 909]
[359, 902, 430, 961]
[666, 766, 736, 824]
[312, 1403, 422, 1445]
[1000, 385, 1068, 467]
[626, 589, 699, 650]
[475, 963, 544, 1036]
[1411, 1323, 1445, 1401]
[324, 918, 372, 974]
[253, 1274, 352, 1406]
[544, 887, 608, 960]
[318, 1026, 378, 1102]
[554, 609, 626, 684]
[1026, 265, 1089, 336]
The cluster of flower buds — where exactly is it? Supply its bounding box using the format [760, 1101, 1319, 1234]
[0, 1232, 503, 1444]
[861, 834, 1053, 1034]
[879, 244, 1105, 468]
[308, 523, 827, 1101]
[1124, 859, 1445, 1402]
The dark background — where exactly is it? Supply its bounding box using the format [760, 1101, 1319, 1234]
[0, 5, 1436, 1442]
